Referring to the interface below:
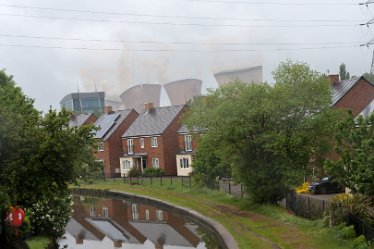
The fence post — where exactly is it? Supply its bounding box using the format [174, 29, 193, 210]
[241, 184, 243, 198]
[189, 175, 192, 188]
[150, 176, 153, 185]
[142, 178, 144, 186]
[130, 177, 132, 185]
[322, 200, 325, 215]
[170, 176, 172, 185]
[182, 177, 184, 188]
[229, 181, 231, 195]
[160, 176, 163, 186]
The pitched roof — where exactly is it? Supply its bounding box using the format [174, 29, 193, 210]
[94, 110, 133, 140]
[122, 105, 184, 137]
[358, 99, 374, 118]
[178, 125, 204, 134]
[331, 77, 360, 106]
[68, 114, 93, 127]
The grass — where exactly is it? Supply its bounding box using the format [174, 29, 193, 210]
[26, 237, 50, 249]
[78, 179, 356, 249]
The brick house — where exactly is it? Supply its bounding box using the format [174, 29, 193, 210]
[330, 75, 374, 116]
[120, 103, 186, 176]
[94, 108, 138, 178]
[68, 113, 97, 127]
[176, 126, 200, 176]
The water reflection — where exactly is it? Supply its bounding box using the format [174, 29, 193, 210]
[59, 196, 222, 249]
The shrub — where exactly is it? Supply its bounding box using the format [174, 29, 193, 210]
[128, 167, 141, 177]
[353, 235, 367, 249]
[340, 225, 356, 239]
[328, 193, 374, 226]
[142, 168, 164, 177]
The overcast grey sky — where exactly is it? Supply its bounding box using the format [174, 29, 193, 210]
[0, 0, 373, 112]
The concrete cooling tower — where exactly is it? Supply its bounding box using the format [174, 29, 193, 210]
[214, 66, 263, 86]
[163, 79, 202, 105]
[119, 84, 161, 113]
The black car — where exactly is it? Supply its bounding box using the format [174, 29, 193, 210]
[308, 176, 344, 194]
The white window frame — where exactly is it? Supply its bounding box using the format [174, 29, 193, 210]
[140, 138, 144, 148]
[98, 142, 104, 151]
[122, 160, 131, 170]
[180, 158, 189, 169]
[145, 210, 150, 220]
[185, 135, 192, 151]
[156, 210, 163, 221]
[102, 207, 108, 218]
[151, 137, 158, 148]
[152, 158, 159, 169]
[132, 204, 139, 220]
[127, 139, 134, 155]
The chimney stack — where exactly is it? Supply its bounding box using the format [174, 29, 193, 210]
[144, 102, 154, 110]
[327, 75, 340, 84]
[104, 106, 113, 113]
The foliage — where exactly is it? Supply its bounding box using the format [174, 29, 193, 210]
[142, 168, 165, 177]
[295, 182, 309, 193]
[325, 113, 374, 197]
[184, 61, 343, 203]
[340, 225, 356, 239]
[328, 193, 374, 226]
[339, 63, 350, 80]
[363, 73, 374, 84]
[27, 195, 72, 238]
[353, 235, 368, 249]
[0, 69, 99, 243]
[128, 167, 142, 177]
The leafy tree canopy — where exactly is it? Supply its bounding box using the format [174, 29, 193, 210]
[339, 63, 350, 80]
[184, 61, 344, 203]
[325, 113, 374, 196]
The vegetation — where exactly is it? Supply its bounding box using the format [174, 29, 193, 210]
[325, 113, 374, 197]
[78, 179, 361, 249]
[184, 61, 344, 203]
[0, 69, 99, 246]
[26, 237, 50, 249]
[339, 63, 350, 80]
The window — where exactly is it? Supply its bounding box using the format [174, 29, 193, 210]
[185, 135, 192, 151]
[102, 207, 108, 218]
[145, 210, 150, 220]
[90, 206, 96, 217]
[156, 210, 163, 221]
[180, 158, 189, 169]
[140, 138, 144, 148]
[132, 204, 139, 220]
[98, 142, 104, 151]
[152, 158, 159, 169]
[127, 139, 134, 154]
[122, 160, 131, 170]
[151, 137, 158, 147]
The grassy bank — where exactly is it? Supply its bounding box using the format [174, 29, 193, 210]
[77, 179, 357, 249]
[26, 237, 50, 249]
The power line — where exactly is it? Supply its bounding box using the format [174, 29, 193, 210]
[0, 13, 360, 28]
[0, 42, 359, 52]
[185, 0, 356, 6]
[0, 3, 363, 23]
[0, 33, 364, 46]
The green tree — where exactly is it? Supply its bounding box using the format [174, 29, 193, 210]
[339, 63, 350, 80]
[0, 69, 99, 245]
[185, 61, 342, 203]
[363, 72, 374, 84]
[325, 113, 374, 196]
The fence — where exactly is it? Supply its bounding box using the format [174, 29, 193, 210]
[120, 176, 193, 188]
[217, 178, 246, 198]
[286, 191, 328, 220]
[347, 213, 374, 242]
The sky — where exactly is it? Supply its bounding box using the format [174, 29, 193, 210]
[0, 0, 373, 112]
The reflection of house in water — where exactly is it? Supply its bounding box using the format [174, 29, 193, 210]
[61, 197, 202, 248]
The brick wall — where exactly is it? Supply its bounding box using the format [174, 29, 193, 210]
[334, 78, 374, 116]
[83, 114, 98, 125]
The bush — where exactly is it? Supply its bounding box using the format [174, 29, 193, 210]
[128, 167, 141, 177]
[142, 168, 164, 177]
[295, 182, 309, 193]
[340, 225, 356, 239]
[353, 235, 367, 249]
[328, 194, 374, 226]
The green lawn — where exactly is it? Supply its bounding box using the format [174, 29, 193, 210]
[77, 179, 360, 249]
[26, 237, 50, 249]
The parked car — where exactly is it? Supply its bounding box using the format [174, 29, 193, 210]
[308, 176, 344, 194]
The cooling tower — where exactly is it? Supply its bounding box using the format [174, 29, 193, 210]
[163, 79, 202, 105]
[119, 84, 161, 113]
[214, 66, 263, 86]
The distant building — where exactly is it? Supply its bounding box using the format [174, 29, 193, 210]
[214, 66, 263, 86]
[60, 92, 105, 114]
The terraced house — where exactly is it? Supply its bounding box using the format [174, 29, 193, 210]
[176, 126, 200, 176]
[120, 103, 186, 176]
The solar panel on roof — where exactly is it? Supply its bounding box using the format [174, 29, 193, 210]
[94, 113, 121, 139]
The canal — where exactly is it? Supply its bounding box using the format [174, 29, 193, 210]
[58, 195, 224, 249]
